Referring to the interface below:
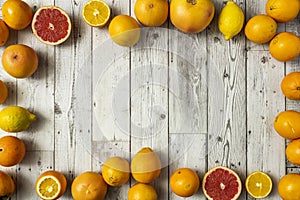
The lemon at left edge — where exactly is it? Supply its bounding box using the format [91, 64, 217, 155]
[0, 106, 36, 132]
[218, 1, 244, 40]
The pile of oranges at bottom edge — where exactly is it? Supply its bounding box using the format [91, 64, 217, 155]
[0, 147, 300, 200]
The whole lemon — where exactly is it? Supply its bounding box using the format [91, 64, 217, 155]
[0, 106, 36, 132]
[108, 15, 140, 47]
[218, 1, 244, 40]
[131, 147, 161, 183]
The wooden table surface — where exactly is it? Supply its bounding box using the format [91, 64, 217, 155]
[0, 0, 299, 199]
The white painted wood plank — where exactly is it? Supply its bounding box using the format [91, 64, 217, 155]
[168, 19, 208, 200]
[130, 27, 169, 199]
[54, 2, 92, 196]
[91, 1, 131, 199]
[10, 1, 56, 199]
[12, 0, 55, 152]
[246, 51, 285, 199]
[169, 133, 207, 200]
[17, 151, 53, 199]
[207, 0, 247, 195]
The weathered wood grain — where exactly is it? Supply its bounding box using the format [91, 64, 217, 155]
[91, 0, 131, 199]
[246, 52, 285, 199]
[54, 1, 92, 199]
[168, 17, 208, 199]
[207, 1, 247, 199]
[129, 26, 169, 198]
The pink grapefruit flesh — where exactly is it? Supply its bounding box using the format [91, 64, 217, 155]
[202, 166, 242, 200]
[32, 6, 71, 45]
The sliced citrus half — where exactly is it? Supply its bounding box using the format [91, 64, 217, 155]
[202, 166, 242, 200]
[82, 0, 111, 27]
[32, 6, 72, 45]
[245, 171, 272, 198]
[35, 171, 67, 200]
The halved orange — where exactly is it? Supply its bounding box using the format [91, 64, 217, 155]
[82, 0, 111, 27]
[245, 171, 272, 199]
[35, 171, 67, 200]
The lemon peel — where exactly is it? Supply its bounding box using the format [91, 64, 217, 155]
[218, 1, 244, 40]
[0, 106, 36, 132]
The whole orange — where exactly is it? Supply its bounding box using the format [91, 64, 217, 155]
[274, 110, 300, 139]
[131, 147, 161, 183]
[170, 0, 215, 33]
[278, 174, 300, 200]
[0, 80, 8, 104]
[286, 139, 300, 166]
[170, 168, 200, 197]
[134, 0, 168, 27]
[128, 183, 158, 200]
[0, 170, 15, 199]
[269, 32, 300, 62]
[102, 156, 130, 186]
[108, 15, 140, 47]
[71, 171, 107, 200]
[266, 0, 300, 23]
[0, 19, 9, 46]
[0, 135, 26, 167]
[244, 14, 277, 44]
[2, 0, 33, 30]
[281, 72, 300, 100]
[2, 44, 38, 78]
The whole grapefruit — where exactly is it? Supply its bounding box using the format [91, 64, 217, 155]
[2, 0, 33, 30]
[170, 0, 215, 33]
[2, 44, 38, 78]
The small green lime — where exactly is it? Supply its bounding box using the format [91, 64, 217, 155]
[0, 106, 36, 132]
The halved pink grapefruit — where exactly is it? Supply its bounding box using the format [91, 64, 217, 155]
[32, 6, 72, 45]
[202, 166, 242, 200]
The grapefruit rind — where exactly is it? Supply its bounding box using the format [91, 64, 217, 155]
[31, 6, 72, 46]
[202, 166, 242, 200]
[36, 175, 61, 200]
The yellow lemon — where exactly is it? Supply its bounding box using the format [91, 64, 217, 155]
[0, 106, 36, 132]
[218, 1, 244, 40]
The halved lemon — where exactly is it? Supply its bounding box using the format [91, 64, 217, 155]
[82, 0, 111, 27]
[35, 171, 67, 200]
[245, 171, 273, 198]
